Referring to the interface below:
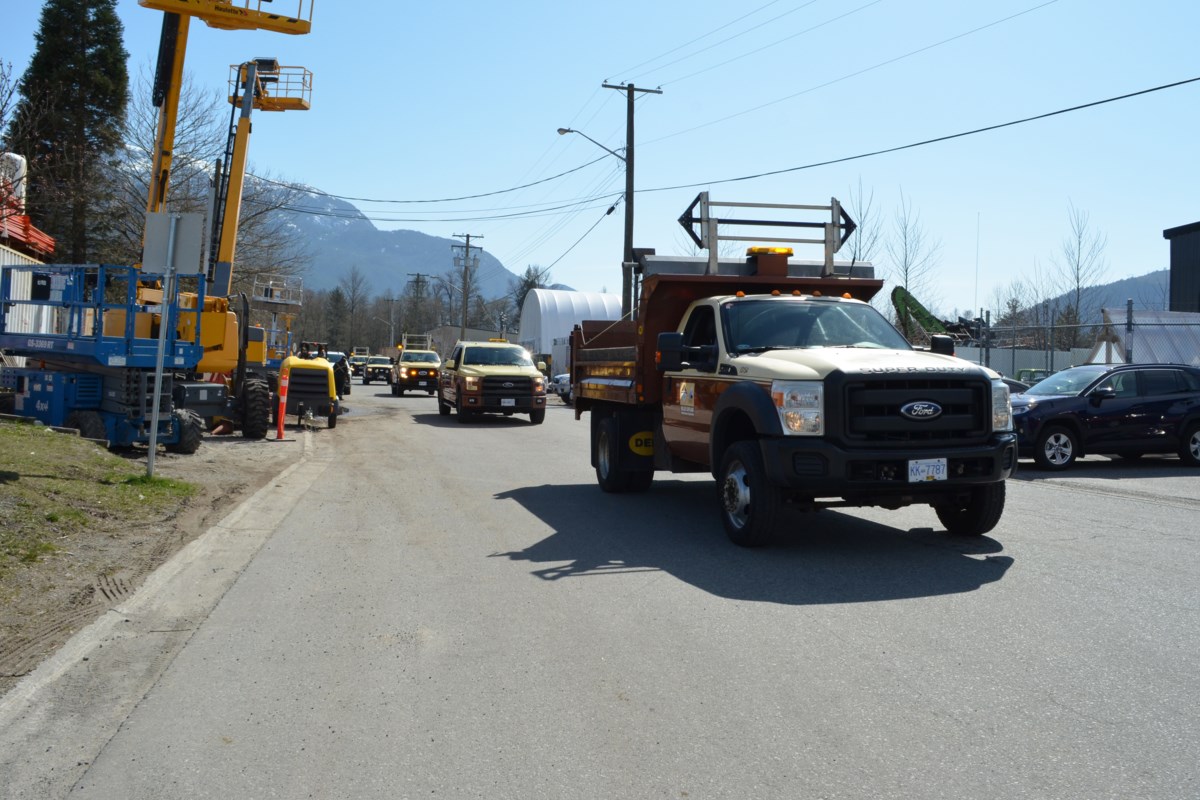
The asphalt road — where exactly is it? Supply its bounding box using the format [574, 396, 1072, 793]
[2, 383, 1198, 799]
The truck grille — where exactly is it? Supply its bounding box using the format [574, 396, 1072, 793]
[842, 376, 988, 445]
[482, 376, 533, 396]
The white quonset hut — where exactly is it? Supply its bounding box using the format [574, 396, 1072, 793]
[517, 288, 621, 373]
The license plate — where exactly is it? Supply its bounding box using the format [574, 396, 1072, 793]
[418, 381, 427, 386]
[908, 458, 947, 482]
[501, 398, 515, 407]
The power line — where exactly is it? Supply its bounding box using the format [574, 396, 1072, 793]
[654, 0, 884, 88]
[642, 0, 1060, 146]
[627, 0, 825, 85]
[609, 0, 787, 79]
[639, 76, 1200, 194]
[544, 200, 622, 271]
[247, 154, 610, 205]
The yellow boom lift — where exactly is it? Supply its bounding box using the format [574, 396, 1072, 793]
[133, 1, 314, 437]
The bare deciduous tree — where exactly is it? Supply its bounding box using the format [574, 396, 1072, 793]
[338, 265, 372, 346]
[1051, 202, 1107, 346]
[885, 190, 942, 340]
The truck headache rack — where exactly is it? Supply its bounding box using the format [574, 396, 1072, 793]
[678, 192, 857, 277]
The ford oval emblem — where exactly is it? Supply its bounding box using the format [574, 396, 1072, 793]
[503, 381, 514, 388]
[900, 401, 942, 421]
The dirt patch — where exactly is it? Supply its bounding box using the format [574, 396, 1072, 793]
[0, 432, 301, 698]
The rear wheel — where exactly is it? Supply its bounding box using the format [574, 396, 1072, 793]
[529, 408, 546, 425]
[437, 392, 451, 416]
[1034, 425, 1077, 470]
[595, 417, 631, 492]
[717, 441, 781, 547]
[168, 409, 204, 454]
[1179, 422, 1200, 466]
[240, 378, 271, 440]
[935, 482, 1005, 536]
[66, 410, 107, 443]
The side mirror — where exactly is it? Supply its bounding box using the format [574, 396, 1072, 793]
[537, 361, 547, 372]
[444, 360, 455, 369]
[1090, 385, 1117, 405]
[657, 332, 684, 371]
[929, 335, 955, 356]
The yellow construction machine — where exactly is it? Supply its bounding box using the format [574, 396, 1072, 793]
[131, 1, 315, 438]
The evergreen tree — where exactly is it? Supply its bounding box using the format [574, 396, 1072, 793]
[5, 0, 128, 262]
[326, 287, 349, 349]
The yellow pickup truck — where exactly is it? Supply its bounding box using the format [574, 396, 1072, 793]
[437, 340, 548, 424]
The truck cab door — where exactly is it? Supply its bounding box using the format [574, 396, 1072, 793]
[661, 306, 722, 465]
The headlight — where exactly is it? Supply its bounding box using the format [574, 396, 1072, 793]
[399, 368, 409, 378]
[1011, 399, 1036, 416]
[771, 380, 823, 436]
[464, 376, 480, 391]
[992, 380, 1012, 432]
[534, 377, 545, 392]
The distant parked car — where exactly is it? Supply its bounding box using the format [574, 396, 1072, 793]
[1002, 377, 1030, 395]
[551, 373, 572, 405]
[1012, 363, 1200, 470]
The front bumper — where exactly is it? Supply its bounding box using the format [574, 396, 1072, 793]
[459, 393, 547, 412]
[758, 433, 1018, 502]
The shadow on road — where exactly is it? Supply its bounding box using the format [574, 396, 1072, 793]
[1012, 454, 1199, 481]
[492, 479, 1012, 606]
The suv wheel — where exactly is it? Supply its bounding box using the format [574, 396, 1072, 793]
[1180, 422, 1200, 466]
[1034, 425, 1077, 470]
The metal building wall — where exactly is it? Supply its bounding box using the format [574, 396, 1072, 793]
[1164, 221, 1200, 313]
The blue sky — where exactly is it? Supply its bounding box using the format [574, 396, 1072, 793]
[4, 0, 1199, 316]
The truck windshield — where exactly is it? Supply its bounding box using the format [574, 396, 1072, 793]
[462, 346, 533, 367]
[403, 352, 440, 364]
[722, 299, 911, 353]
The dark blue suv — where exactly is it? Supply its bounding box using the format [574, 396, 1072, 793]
[1012, 363, 1200, 470]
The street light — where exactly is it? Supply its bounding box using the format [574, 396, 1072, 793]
[558, 126, 634, 316]
[373, 316, 394, 350]
[556, 128, 625, 163]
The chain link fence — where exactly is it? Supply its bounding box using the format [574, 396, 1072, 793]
[952, 307, 1200, 377]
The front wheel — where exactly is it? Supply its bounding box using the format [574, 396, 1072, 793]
[455, 394, 472, 423]
[934, 482, 1005, 536]
[529, 408, 546, 425]
[1034, 425, 1078, 470]
[437, 392, 451, 416]
[240, 378, 271, 440]
[1179, 422, 1200, 466]
[717, 441, 782, 547]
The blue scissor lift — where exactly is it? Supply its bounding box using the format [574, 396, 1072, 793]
[0, 263, 208, 449]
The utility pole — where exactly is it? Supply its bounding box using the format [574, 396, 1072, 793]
[603, 81, 662, 318]
[453, 234, 481, 342]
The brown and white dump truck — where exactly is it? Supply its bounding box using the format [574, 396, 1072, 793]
[570, 195, 1017, 546]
